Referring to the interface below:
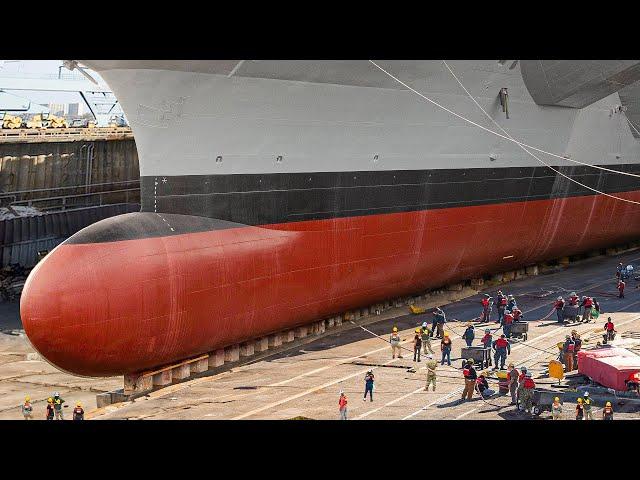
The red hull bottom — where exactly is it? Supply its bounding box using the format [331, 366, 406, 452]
[21, 192, 640, 376]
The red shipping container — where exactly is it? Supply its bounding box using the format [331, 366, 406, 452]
[578, 347, 640, 391]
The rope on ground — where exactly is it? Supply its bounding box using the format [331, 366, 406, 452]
[368, 60, 640, 206]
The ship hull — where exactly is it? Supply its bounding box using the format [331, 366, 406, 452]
[22, 190, 640, 376]
[19, 60, 640, 376]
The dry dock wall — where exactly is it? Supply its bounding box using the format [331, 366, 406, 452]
[0, 138, 139, 207]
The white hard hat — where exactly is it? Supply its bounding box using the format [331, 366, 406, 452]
[422, 322, 428, 327]
[557, 296, 563, 301]
[54, 392, 59, 397]
[584, 391, 589, 397]
[570, 292, 576, 296]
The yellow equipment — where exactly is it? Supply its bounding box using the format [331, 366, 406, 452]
[548, 360, 565, 382]
[48, 114, 68, 128]
[25, 114, 46, 129]
[409, 305, 426, 314]
[495, 370, 508, 380]
[2, 113, 22, 129]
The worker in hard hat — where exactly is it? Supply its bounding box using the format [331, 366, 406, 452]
[481, 294, 492, 322]
[520, 372, 536, 414]
[562, 335, 576, 372]
[432, 307, 446, 339]
[390, 327, 402, 359]
[440, 332, 452, 366]
[507, 364, 519, 405]
[575, 398, 585, 420]
[553, 296, 565, 323]
[602, 401, 614, 420]
[21, 395, 33, 420]
[413, 328, 422, 362]
[492, 334, 511, 370]
[461, 359, 477, 401]
[421, 322, 434, 354]
[424, 354, 437, 392]
[462, 323, 475, 347]
[363, 370, 375, 402]
[73, 402, 85, 421]
[476, 372, 495, 398]
[52, 392, 65, 420]
[338, 391, 348, 420]
[583, 391, 593, 420]
[516, 366, 528, 406]
[551, 397, 562, 420]
[46, 397, 54, 421]
[571, 331, 582, 369]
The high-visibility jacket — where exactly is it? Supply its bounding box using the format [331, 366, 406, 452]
[503, 313, 514, 325]
[481, 298, 490, 308]
[569, 296, 579, 305]
[512, 309, 522, 320]
[523, 378, 535, 389]
[583, 297, 593, 308]
[554, 300, 565, 310]
[605, 322, 615, 331]
[494, 338, 510, 351]
[339, 396, 347, 410]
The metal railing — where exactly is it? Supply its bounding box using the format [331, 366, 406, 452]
[7, 187, 140, 212]
[0, 127, 133, 142]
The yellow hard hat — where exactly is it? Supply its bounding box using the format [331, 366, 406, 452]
[554, 397, 560, 402]
[47, 397, 53, 403]
[577, 398, 583, 403]
[444, 332, 449, 337]
[606, 401, 612, 407]
[415, 328, 421, 333]
[392, 327, 398, 332]
[76, 402, 82, 407]
[25, 396, 30, 402]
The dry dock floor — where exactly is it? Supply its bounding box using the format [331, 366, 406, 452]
[2, 251, 640, 420]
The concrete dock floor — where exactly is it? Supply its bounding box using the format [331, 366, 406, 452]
[2, 250, 640, 420]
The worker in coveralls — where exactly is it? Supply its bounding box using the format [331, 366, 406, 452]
[413, 328, 422, 362]
[618, 279, 625, 298]
[575, 398, 585, 420]
[72, 402, 84, 421]
[492, 334, 511, 370]
[440, 333, 452, 366]
[580, 296, 593, 322]
[602, 401, 614, 420]
[616, 262, 624, 279]
[512, 306, 523, 322]
[46, 398, 54, 421]
[424, 355, 437, 391]
[461, 360, 477, 401]
[582, 392, 593, 420]
[571, 330, 582, 369]
[481, 294, 492, 322]
[551, 397, 562, 420]
[507, 294, 517, 311]
[604, 318, 616, 342]
[495, 291, 507, 324]
[516, 366, 528, 404]
[390, 327, 402, 359]
[52, 392, 65, 420]
[520, 372, 536, 413]
[562, 336, 576, 372]
[568, 292, 579, 307]
[338, 391, 348, 420]
[503, 310, 514, 338]
[421, 322, 434, 354]
[432, 307, 446, 339]
[554, 296, 565, 323]
[363, 370, 374, 402]
[462, 323, 475, 347]
[507, 363, 519, 404]
[476, 372, 495, 398]
[21, 396, 33, 420]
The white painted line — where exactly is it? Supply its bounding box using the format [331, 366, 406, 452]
[455, 408, 477, 419]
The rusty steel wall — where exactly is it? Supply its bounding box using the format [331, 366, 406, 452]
[0, 204, 139, 268]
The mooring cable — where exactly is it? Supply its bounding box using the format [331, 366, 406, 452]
[368, 60, 640, 206]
